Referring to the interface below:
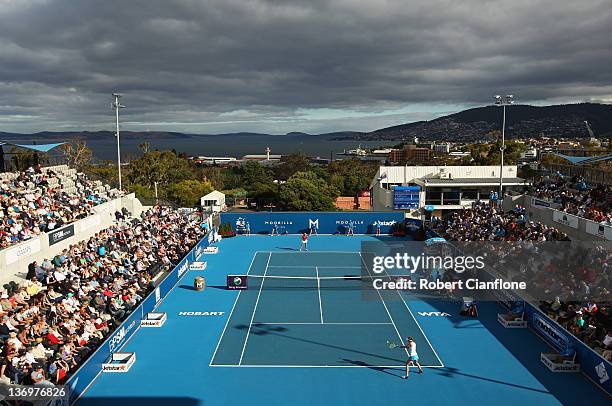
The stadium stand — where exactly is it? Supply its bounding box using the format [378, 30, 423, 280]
[0, 165, 122, 250]
[439, 201, 569, 242]
[0, 204, 205, 385]
[434, 201, 611, 362]
[531, 174, 612, 225]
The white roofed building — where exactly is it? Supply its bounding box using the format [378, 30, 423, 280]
[200, 190, 226, 213]
[370, 165, 529, 218]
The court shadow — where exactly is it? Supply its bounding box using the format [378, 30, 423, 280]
[415, 297, 611, 405]
[207, 285, 231, 290]
[234, 324, 404, 363]
[178, 284, 196, 291]
[235, 324, 289, 334]
[276, 246, 297, 251]
[433, 366, 552, 395]
[338, 359, 403, 378]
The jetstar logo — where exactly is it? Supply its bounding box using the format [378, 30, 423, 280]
[375, 220, 396, 226]
[102, 365, 127, 371]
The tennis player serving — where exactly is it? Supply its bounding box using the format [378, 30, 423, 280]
[398, 336, 423, 379]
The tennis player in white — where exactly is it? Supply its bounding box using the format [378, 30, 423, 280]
[402, 337, 423, 379]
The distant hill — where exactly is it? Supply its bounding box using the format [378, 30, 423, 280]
[354, 103, 612, 142]
[1, 103, 610, 143]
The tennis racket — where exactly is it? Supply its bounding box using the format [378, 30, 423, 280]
[387, 340, 399, 349]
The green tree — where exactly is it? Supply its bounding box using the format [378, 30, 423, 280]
[327, 158, 378, 196]
[275, 153, 310, 180]
[165, 179, 213, 207]
[127, 150, 193, 191]
[280, 171, 338, 211]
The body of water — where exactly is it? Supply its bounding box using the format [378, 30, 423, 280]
[49, 134, 392, 161]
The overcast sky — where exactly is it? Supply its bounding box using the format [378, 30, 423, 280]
[0, 0, 611, 134]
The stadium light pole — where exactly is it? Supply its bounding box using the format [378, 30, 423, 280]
[494, 94, 514, 203]
[112, 93, 125, 191]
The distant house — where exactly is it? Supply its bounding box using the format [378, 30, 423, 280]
[200, 190, 226, 213]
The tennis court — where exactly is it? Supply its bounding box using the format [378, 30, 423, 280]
[80, 235, 611, 406]
[210, 251, 443, 368]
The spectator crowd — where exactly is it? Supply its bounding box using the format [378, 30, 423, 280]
[531, 174, 612, 225]
[0, 204, 206, 385]
[1, 165, 120, 250]
[435, 201, 611, 361]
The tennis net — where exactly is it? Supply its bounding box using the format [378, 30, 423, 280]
[243, 274, 414, 290]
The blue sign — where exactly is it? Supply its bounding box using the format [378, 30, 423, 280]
[394, 186, 420, 210]
[220, 212, 405, 235]
[424, 205, 435, 212]
[532, 313, 569, 351]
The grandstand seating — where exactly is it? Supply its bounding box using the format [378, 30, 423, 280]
[0, 165, 121, 250]
[531, 175, 612, 225]
[0, 204, 206, 385]
[434, 201, 611, 362]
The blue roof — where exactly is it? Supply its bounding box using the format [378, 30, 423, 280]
[0, 141, 66, 152]
[552, 153, 612, 165]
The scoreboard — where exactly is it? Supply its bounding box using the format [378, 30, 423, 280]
[393, 186, 420, 209]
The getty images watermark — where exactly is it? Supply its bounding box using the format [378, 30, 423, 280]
[360, 240, 610, 302]
[365, 250, 528, 293]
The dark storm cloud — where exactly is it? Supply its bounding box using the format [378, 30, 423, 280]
[0, 0, 611, 133]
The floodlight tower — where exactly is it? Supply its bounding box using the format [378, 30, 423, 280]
[494, 94, 515, 202]
[112, 93, 126, 191]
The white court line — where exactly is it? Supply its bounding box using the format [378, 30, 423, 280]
[210, 364, 445, 368]
[361, 256, 445, 368]
[238, 252, 272, 365]
[267, 265, 362, 269]
[358, 253, 409, 359]
[316, 266, 323, 324]
[209, 251, 260, 366]
[252, 322, 392, 325]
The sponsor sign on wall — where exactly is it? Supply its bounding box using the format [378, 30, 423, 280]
[532, 313, 569, 350]
[552, 210, 579, 229]
[585, 220, 612, 241]
[531, 197, 551, 208]
[4, 237, 41, 265]
[220, 212, 405, 235]
[48, 224, 75, 245]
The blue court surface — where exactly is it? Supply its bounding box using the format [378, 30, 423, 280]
[80, 235, 610, 406]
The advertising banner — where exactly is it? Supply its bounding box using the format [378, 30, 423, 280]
[4, 237, 41, 265]
[220, 212, 405, 235]
[48, 224, 75, 246]
[585, 220, 612, 241]
[531, 197, 551, 209]
[552, 210, 580, 229]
